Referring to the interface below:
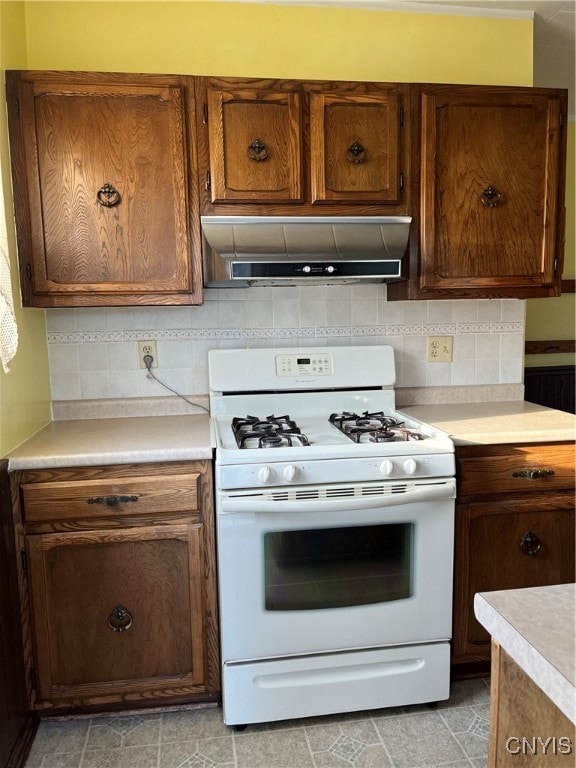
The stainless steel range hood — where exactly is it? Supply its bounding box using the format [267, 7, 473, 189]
[201, 216, 412, 286]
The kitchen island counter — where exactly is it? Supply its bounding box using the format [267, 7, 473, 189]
[403, 401, 575, 445]
[6, 414, 212, 470]
[475, 584, 575, 725]
[475, 584, 576, 767]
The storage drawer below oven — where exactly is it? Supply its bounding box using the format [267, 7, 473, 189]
[222, 642, 450, 725]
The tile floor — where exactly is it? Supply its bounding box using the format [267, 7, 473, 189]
[25, 678, 490, 768]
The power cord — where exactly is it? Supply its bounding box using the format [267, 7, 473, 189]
[143, 354, 210, 413]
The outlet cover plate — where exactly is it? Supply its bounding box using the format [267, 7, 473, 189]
[427, 336, 453, 363]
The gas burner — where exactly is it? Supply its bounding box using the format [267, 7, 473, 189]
[329, 411, 424, 443]
[232, 414, 310, 449]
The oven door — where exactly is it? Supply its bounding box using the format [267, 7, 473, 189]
[216, 477, 456, 662]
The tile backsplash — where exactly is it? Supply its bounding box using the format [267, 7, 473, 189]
[45, 285, 526, 402]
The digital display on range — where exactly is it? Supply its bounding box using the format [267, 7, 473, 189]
[297, 358, 311, 365]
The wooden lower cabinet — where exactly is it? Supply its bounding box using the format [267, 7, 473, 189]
[14, 460, 219, 711]
[488, 643, 576, 767]
[452, 443, 575, 675]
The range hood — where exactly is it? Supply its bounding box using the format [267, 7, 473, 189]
[201, 215, 412, 286]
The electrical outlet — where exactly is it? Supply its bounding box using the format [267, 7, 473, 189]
[138, 340, 158, 368]
[427, 336, 453, 363]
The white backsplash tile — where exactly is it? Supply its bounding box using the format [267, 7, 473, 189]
[45, 293, 527, 401]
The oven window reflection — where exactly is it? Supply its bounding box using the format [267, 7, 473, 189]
[264, 523, 413, 611]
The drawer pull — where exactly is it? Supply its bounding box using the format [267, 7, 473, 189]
[520, 531, 542, 557]
[87, 495, 139, 507]
[108, 605, 133, 633]
[512, 469, 555, 480]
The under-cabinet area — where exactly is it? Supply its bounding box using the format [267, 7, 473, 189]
[10, 459, 219, 712]
[5, 70, 568, 305]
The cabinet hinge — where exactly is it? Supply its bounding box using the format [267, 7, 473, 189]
[20, 549, 27, 572]
[26, 263, 32, 282]
[400, 171, 404, 191]
[554, 257, 558, 272]
[400, 106, 404, 127]
[203, 102, 208, 124]
[205, 171, 211, 191]
[30, 666, 36, 691]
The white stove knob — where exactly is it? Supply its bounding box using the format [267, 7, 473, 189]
[379, 459, 395, 477]
[403, 458, 419, 475]
[283, 464, 299, 483]
[258, 466, 274, 484]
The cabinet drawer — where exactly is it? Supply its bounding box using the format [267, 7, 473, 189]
[21, 472, 201, 524]
[457, 443, 575, 495]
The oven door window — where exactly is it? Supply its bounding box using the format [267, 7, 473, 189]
[264, 523, 413, 611]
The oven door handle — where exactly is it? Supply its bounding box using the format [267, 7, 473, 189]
[220, 480, 456, 514]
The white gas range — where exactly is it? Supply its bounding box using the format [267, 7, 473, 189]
[209, 346, 456, 727]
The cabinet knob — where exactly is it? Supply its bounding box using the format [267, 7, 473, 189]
[480, 185, 502, 207]
[512, 469, 555, 480]
[346, 140, 367, 164]
[96, 182, 122, 207]
[520, 531, 542, 557]
[248, 138, 269, 161]
[108, 605, 133, 632]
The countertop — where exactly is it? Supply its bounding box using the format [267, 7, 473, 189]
[7, 414, 212, 470]
[474, 584, 576, 724]
[403, 401, 575, 445]
[6, 400, 575, 469]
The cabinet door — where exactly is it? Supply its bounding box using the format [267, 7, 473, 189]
[310, 91, 401, 204]
[453, 497, 575, 661]
[207, 88, 303, 202]
[419, 85, 566, 298]
[7, 72, 201, 307]
[27, 524, 206, 707]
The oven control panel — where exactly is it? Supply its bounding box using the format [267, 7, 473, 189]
[275, 353, 333, 377]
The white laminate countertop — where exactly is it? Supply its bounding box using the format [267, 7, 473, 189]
[403, 401, 576, 445]
[474, 584, 576, 724]
[7, 415, 213, 470]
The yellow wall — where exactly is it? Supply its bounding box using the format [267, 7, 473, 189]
[23, 1, 533, 85]
[0, 1, 51, 458]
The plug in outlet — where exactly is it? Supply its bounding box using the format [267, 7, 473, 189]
[427, 336, 453, 363]
[138, 340, 158, 369]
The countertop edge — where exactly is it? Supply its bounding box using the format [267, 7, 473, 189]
[474, 591, 576, 724]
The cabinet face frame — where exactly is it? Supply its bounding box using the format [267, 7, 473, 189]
[6, 71, 203, 307]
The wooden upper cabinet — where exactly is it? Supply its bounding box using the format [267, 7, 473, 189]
[6, 71, 202, 307]
[310, 91, 401, 204]
[417, 85, 567, 299]
[207, 88, 303, 203]
[198, 77, 409, 216]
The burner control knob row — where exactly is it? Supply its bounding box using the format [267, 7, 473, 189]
[283, 464, 299, 483]
[403, 458, 419, 475]
[258, 466, 274, 484]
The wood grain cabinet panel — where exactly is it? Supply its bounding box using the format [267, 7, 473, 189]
[452, 443, 575, 675]
[418, 85, 566, 299]
[6, 71, 202, 307]
[207, 88, 303, 203]
[309, 91, 401, 204]
[13, 460, 219, 712]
